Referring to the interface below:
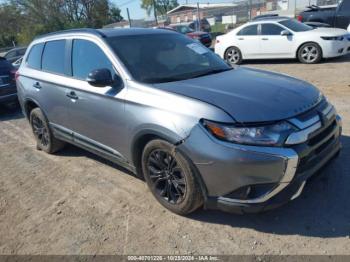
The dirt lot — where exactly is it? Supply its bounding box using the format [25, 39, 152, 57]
[0, 56, 350, 255]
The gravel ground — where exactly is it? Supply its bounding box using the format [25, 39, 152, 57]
[0, 55, 350, 255]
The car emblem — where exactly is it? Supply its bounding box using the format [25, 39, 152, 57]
[318, 111, 328, 126]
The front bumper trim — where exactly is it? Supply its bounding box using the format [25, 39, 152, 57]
[217, 151, 298, 204]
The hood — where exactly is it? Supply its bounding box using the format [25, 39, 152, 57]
[300, 27, 348, 36]
[153, 67, 321, 123]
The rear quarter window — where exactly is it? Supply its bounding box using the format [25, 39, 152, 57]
[26, 43, 44, 70]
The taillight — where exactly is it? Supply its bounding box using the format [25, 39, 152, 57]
[14, 70, 20, 81]
[297, 15, 303, 22]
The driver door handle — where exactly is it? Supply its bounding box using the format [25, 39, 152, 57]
[66, 91, 79, 100]
[33, 82, 41, 90]
[238, 37, 244, 40]
[262, 38, 269, 40]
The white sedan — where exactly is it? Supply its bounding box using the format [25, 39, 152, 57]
[215, 18, 350, 64]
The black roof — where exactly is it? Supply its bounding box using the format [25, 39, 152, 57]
[252, 15, 291, 21]
[35, 27, 174, 40]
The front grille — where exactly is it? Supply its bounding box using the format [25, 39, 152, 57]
[295, 118, 338, 175]
[308, 119, 336, 147]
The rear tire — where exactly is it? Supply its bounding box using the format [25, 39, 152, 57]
[225, 46, 243, 65]
[298, 43, 322, 64]
[29, 108, 65, 154]
[142, 139, 203, 215]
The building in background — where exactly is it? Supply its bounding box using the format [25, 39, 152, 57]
[166, 3, 237, 24]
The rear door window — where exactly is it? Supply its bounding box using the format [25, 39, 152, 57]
[42, 40, 66, 75]
[71, 39, 114, 80]
[26, 43, 44, 70]
[237, 25, 258, 35]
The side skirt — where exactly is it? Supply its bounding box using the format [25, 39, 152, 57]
[50, 123, 136, 174]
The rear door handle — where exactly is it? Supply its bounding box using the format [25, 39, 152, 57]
[33, 82, 41, 90]
[66, 91, 79, 100]
[262, 38, 269, 40]
[238, 37, 244, 40]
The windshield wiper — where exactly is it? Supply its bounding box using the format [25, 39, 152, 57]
[191, 68, 233, 79]
[142, 76, 185, 83]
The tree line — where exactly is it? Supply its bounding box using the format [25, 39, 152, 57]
[0, 0, 123, 48]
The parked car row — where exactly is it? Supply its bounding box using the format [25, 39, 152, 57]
[215, 17, 350, 64]
[13, 27, 342, 215]
[298, 0, 350, 30]
[0, 56, 17, 106]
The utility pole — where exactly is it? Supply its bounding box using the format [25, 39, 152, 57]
[127, 8, 132, 27]
[153, 0, 158, 25]
[196, 2, 200, 31]
[248, 0, 252, 20]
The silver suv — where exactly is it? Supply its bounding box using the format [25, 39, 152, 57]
[17, 28, 342, 215]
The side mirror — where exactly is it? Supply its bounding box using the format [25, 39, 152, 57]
[87, 68, 114, 87]
[281, 30, 292, 36]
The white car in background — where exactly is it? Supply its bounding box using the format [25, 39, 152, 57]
[215, 17, 350, 64]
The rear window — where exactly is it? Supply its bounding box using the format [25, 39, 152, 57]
[26, 43, 44, 70]
[278, 19, 313, 32]
[42, 40, 66, 74]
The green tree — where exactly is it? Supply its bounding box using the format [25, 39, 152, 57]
[141, 0, 179, 16]
[0, 3, 24, 47]
[0, 0, 124, 48]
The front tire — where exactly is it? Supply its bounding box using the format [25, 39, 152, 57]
[225, 46, 242, 65]
[298, 43, 322, 64]
[142, 139, 203, 215]
[30, 108, 65, 154]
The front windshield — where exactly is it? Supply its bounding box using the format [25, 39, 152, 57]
[175, 25, 194, 34]
[107, 33, 231, 84]
[279, 19, 313, 32]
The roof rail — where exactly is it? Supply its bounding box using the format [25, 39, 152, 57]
[34, 28, 106, 40]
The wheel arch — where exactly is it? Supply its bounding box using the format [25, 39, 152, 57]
[130, 128, 182, 179]
[23, 98, 41, 119]
[224, 45, 242, 58]
[130, 129, 209, 200]
[296, 41, 323, 59]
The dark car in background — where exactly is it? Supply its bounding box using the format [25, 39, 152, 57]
[169, 24, 212, 47]
[0, 57, 17, 106]
[188, 19, 211, 32]
[2, 47, 27, 63]
[298, 0, 350, 30]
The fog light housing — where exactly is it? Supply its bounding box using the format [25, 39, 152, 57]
[223, 183, 277, 200]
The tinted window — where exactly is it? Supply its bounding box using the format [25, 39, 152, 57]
[339, 0, 350, 12]
[26, 43, 44, 70]
[261, 24, 285, 35]
[107, 33, 231, 84]
[17, 48, 27, 56]
[237, 25, 258, 35]
[42, 40, 66, 74]
[72, 39, 114, 80]
[279, 19, 313, 32]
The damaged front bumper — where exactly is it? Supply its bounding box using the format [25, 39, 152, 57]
[178, 111, 342, 214]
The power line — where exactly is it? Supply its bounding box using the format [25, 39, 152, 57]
[118, 0, 138, 7]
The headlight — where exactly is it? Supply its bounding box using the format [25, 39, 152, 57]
[321, 36, 344, 41]
[202, 120, 297, 146]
